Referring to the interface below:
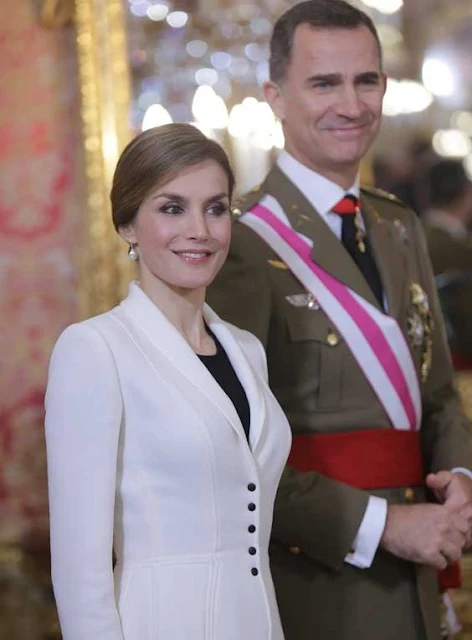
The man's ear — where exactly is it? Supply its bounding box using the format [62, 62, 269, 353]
[263, 80, 287, 121]
[380, 72, 387, 98]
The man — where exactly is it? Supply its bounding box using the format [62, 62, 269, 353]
[207, 2, 472, 639]
[422, 160, 472, 367]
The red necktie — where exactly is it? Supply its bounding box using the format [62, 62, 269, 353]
[331, 195, 361, 215]
[332, 195, 384, 308]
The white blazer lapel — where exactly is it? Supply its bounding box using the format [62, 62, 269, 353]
[119, 283, 246, 441]
[204, 305, 266, 453]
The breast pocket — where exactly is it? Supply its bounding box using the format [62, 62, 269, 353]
[283, 307, 343, 412]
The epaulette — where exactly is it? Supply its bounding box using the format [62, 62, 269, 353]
[231, 183, 265, 220]
[360, 185, 408, 207]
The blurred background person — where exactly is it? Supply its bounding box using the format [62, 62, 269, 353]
[422, 160, 472, 369]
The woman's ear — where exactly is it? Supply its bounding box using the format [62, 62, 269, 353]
[118, 224, 137, 246]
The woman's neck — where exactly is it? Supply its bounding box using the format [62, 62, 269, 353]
[138, 274, 215, 354]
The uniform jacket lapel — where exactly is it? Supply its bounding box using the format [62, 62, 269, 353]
[263, 166, 381, 309]
[361, 193, 408, 320]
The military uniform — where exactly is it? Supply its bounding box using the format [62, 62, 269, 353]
[423, 214, 472, 364]
[207, 165, 472, 640]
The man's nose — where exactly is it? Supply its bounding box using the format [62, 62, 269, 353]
[335, 86, 363, 118]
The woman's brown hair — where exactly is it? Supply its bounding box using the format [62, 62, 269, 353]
[111, 123, 235, 230]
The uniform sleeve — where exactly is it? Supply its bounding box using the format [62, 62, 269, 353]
[45, 323, 124, 640]
[208, 223, 371, 572]
[412, 214, 472, 473]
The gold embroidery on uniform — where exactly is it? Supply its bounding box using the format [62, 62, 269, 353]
[354, 201, 366, 253]
[295, 213, 313, 228]
[268, 259, 289, 270]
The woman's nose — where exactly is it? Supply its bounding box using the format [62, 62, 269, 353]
[186, 211, 210, 240]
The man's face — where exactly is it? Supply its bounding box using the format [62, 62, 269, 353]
[264, 24, 386, 188]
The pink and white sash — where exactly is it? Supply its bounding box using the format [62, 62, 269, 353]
[242, 194, 422, 431]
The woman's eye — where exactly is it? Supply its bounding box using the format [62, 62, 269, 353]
[207, 203, 229, 216]
[161, 203, 183, 215]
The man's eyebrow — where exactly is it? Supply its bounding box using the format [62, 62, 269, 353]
[306, 73, 341, 84]
[355, 71, 382, 82]
[305, 71, 382, 84]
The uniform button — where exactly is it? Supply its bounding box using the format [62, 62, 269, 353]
[248, 503, 256, 511]
[251, 567, 259, 576]
[248, 525, 256, 533]
[289, 545, 301, 555]
[404, 488, 415, 503]
[249, 547, 257, 555]
[326, 332, 339, 347]
[248, 483, 256, 491]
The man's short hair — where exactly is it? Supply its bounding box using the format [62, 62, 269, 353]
[269, 0, 382, 83]
[426, 160, 471, 209]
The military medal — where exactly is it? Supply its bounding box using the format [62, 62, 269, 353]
[407, 312, 425, 347]
[393, 219, 408, 243]
[408, 282, 434, 382]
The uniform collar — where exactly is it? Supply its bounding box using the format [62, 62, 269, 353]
[276, 149, 360, 217]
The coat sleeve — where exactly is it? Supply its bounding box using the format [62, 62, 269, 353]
[45, 322, 125, 640]
[208, 223, 369, 572]
[411, 215, 472, 473]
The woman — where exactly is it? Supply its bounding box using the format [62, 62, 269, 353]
[45, 123, 291, 640]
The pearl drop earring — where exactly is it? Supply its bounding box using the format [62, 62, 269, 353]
[128, 243, 138, 261]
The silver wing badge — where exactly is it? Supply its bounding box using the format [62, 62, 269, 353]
[285, 293, 320, 310]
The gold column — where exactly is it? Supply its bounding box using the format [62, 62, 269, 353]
[75, 0, 134, 318]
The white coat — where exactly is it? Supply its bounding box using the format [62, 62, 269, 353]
[45, 282, 291, 640]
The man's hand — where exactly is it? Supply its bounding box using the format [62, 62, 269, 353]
[379, 503, 469, 569]
[426, 471, 472, 547]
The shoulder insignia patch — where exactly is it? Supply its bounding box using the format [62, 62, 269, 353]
[360, 185, 408, 207]
[231, 184, 265, 219]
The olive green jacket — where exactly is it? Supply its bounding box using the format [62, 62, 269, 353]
[207, 166, 472, 640]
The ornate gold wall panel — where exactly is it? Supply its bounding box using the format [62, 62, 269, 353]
[75, 0, 134, 318]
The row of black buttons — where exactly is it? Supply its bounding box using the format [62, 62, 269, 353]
[248, 484, 258, 575]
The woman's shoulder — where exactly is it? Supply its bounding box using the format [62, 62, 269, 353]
[50, 307, 121, 361]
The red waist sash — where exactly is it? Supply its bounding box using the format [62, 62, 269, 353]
[288, 429, 423, 489]
[288, 429, 461, 591]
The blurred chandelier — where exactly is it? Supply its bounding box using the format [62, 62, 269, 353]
[126, 0, 293, 129]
